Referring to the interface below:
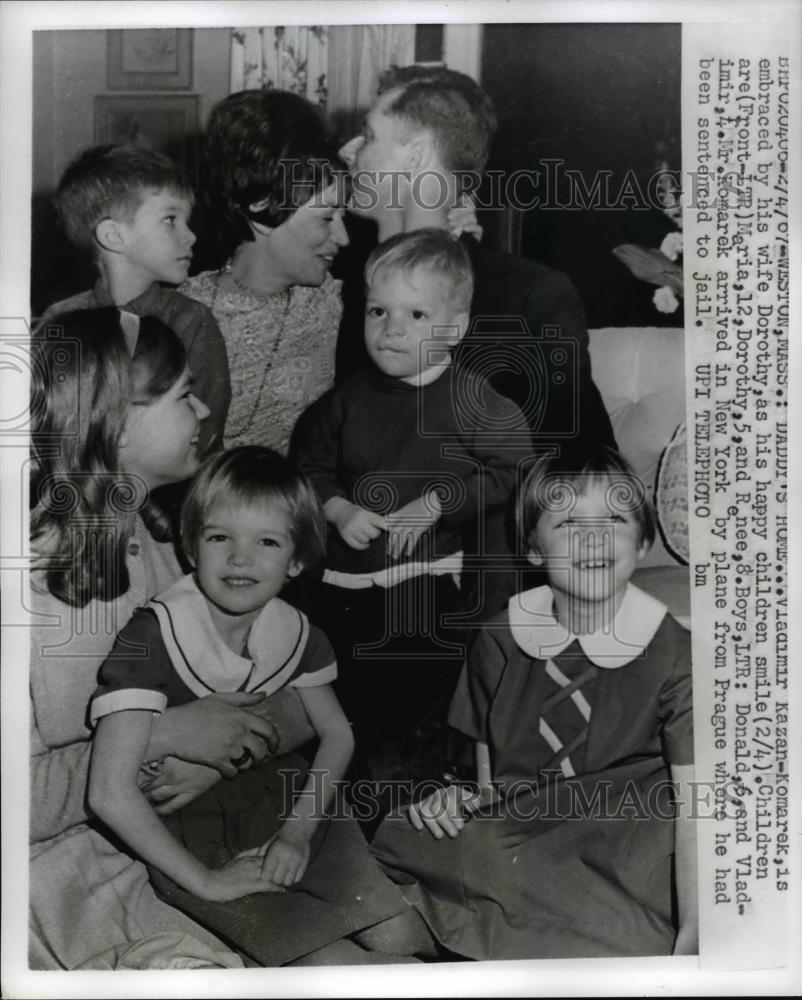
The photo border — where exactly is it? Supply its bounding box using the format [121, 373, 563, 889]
[2, 2, 800, 998]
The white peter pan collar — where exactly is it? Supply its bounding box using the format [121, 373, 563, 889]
[508, 583, 668, 669]
[148, 574, 308, 698]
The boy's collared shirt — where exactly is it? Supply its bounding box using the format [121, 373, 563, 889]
[37, 279, 231, 455]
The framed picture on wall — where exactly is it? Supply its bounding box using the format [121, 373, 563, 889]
[94, 94, 200, 182]
[107, 28, 193, 89]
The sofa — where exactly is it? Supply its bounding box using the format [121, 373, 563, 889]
[588, 326, 690, 626]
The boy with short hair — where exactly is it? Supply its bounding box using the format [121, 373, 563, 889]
[39, 145, 230, 453]
[295, 228, 531, 801]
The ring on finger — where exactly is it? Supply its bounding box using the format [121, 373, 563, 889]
[231, 748, 253, 769]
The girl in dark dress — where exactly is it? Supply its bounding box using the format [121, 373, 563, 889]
[88, 446, 408, 966]
[367, 444, 698, 960]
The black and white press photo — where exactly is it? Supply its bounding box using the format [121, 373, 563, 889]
[1, 2, 799, 997]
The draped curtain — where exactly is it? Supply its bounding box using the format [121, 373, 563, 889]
[325, 25, 415, 137]
[230, 25, 415, 136]
[231, 26, 329, 105]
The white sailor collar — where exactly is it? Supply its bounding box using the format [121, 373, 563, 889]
[147, 574, 308, 698]
[508, 583, 668, 669]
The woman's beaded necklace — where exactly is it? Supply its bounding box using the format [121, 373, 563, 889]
[213, 262, 294, 443]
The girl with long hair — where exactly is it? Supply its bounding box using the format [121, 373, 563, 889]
[29, 308, 296, 970]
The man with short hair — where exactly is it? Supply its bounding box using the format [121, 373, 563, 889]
[342, 65, 496, 242]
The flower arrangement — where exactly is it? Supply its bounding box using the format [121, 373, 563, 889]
[613, 162, 684, 314]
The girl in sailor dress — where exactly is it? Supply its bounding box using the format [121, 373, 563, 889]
[88, 447, 405, 967]
[369, 445, 698, 961]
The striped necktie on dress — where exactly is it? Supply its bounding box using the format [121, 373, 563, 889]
[538, 642, 598, 778]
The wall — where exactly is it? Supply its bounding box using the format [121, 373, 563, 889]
[31, 28, 231, 314]
[481, 23, 682, 328]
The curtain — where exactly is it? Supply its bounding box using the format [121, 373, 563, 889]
[229, 25, 415, 137]
[326, 25, 415, 137]
[230, 26, 329, 105]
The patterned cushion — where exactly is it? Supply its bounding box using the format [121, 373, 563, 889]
[655, 421, 689, 565]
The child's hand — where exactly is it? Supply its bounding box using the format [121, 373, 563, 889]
[260, 825, 313, 887]
[141, 756, 221, 816]
[332, 500, 387, 550]
[408, 783, 480, 839]
[199, 855, 286, 902]
[385, 492, 442, 560]
[447, 200, 483, 242]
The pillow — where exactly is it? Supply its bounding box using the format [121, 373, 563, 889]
[654, 421, 689, 565]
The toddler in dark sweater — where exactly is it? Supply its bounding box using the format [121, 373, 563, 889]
[294, 229, 531, 816]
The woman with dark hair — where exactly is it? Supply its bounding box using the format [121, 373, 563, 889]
[181, 90, 349, 453]
[28, 308, 307, 969]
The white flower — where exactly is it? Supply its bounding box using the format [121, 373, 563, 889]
[653, 285, 680, 313]
[659, 232, 684, 262]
